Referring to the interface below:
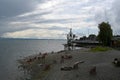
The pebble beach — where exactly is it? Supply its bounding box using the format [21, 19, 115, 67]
[18, 48, 120, 80]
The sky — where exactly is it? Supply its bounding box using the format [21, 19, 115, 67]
[0, 0, 120, 39]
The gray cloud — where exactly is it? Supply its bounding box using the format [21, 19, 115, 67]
[109, 0, 120, 34]
[0, 24, 30, 36]
[35, 18, 80, 24]
[0, 0, 37, 19]
[0, 0, 120, 39]
[112, 0, 120, 24]
[47, 26, 68, 30]
[0, 0, 49, 36]
[93, 0, 120, 35]
[0, 0, 35, 36]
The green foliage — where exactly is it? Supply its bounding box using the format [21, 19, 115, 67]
[98, 22, 113, 46]
[90, 46, 111, 52]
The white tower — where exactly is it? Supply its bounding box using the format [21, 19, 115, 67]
[67, 28, 75, 50]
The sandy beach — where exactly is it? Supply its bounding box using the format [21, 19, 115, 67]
[18, 48, 120, 80]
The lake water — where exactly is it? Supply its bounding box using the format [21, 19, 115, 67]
[0, 39, 66, 80]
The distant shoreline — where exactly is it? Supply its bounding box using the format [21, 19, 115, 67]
[0, 38, 66, 40]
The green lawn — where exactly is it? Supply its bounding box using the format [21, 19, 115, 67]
[90, 46, 112, 52]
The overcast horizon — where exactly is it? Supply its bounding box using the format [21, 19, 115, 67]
[0, 0, 120, 39]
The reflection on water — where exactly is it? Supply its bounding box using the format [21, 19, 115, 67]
[0, 39, 66, 80]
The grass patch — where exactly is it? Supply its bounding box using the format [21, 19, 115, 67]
[90, 46, 112, 52]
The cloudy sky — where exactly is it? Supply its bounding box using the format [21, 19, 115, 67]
[0, 0, 120, 39]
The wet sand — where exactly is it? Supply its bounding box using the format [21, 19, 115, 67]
[18, 48, 120, 80]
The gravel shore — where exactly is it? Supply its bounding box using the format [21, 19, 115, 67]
[18, 48, 120, 80]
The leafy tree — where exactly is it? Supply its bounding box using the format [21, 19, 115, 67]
[98, 22, 113, 46]
[88, 34, 97, 40]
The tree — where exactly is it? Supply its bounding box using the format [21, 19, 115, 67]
[98, 22, 113, 46]
[88, 34, 97, 41]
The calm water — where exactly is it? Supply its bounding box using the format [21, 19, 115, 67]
[0, 39, 66, 80]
